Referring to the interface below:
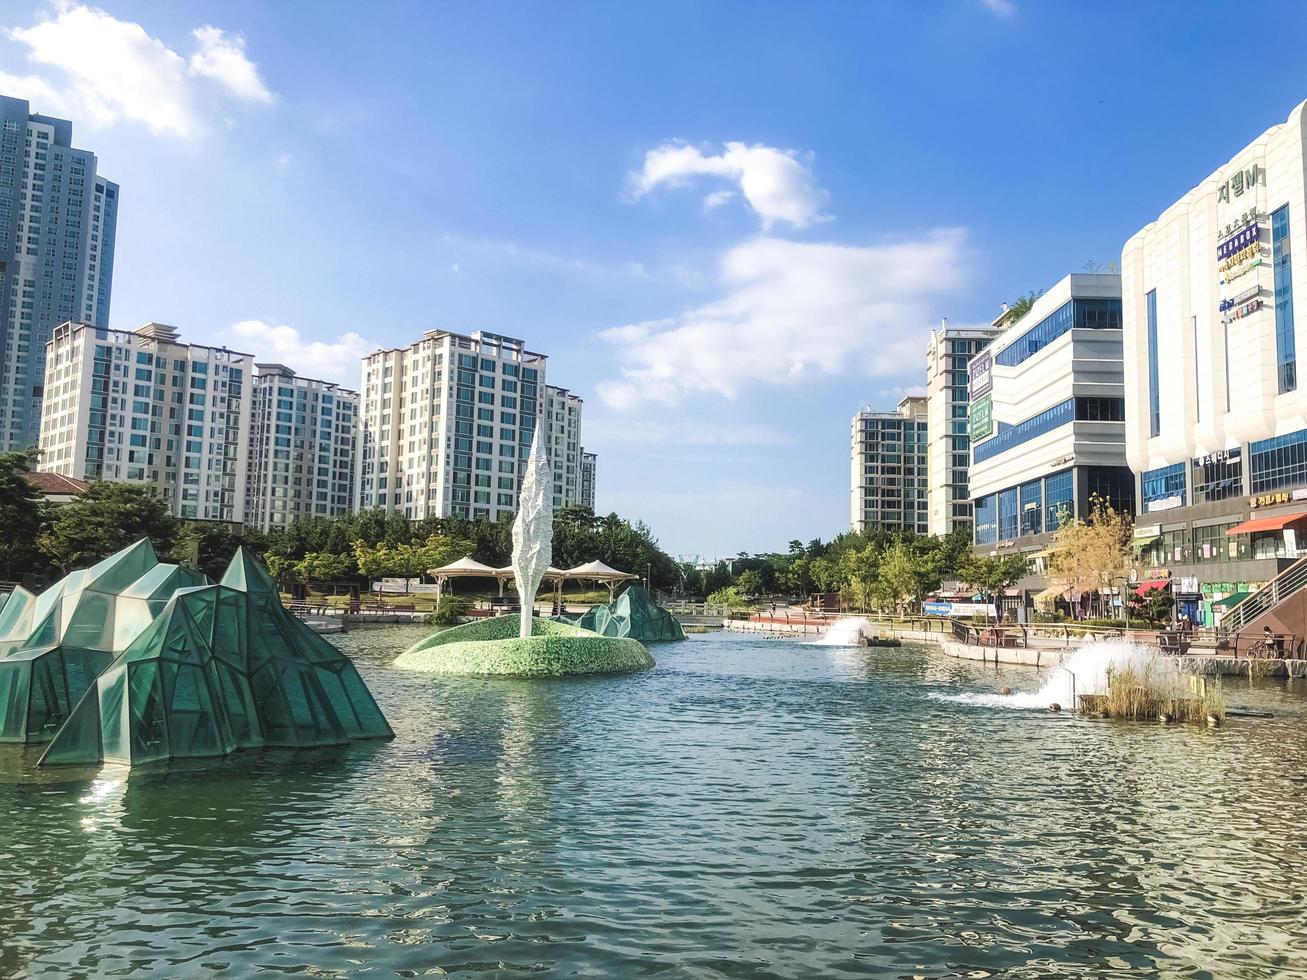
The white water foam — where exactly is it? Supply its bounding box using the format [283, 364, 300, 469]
[809, 617, 882, 647]
[941, 638, 1168, 710]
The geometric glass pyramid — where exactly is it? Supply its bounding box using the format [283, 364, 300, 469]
[41, 546, 392, 767]
[0, 539, 207, 743]
[564, 583, 687, 643]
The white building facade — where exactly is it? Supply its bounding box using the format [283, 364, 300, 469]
[969, 274, 1132, 557]
[850, 395, 929, 534]
[38, 321, 253, 521]
[355, 330, 547, 521]
[580, 450, 597, 510]
[544, 384, 584, 509]
[1121, 100, 1307, 621]
[925, 320, 1001, 537]
[245, 364, 358, 532]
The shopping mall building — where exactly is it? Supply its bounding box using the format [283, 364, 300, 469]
[1121, 100, 1307, 624]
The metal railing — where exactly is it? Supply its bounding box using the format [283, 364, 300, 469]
[1218, 555, 1307, 636]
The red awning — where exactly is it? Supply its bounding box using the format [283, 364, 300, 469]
[1225, 511, 1307, 536]
[1133, 578, 1170, 596]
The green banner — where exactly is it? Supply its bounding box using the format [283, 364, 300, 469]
[969, 394, 992, 441]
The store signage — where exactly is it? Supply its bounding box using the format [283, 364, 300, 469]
[1133, 524, 1161, 539]
[1218, 243, 1261, 274]
[1146, 496, 1183, 513]
[1251, 491, 1292, 508]
[1217, 223, 1260, 260]
[968, 351, 993, 398]
[1218, 207, 1260, 240]
[1294, 488, 1307, 502]
[1217, 163, 1264, 204]
[1219, 286, 1262, 312]
[1178, 576, 1200, 594]
[1222, 297, 1264, 323]
[969, 393, 993, 441]
[1222, 258, 1263, 284]
[923, 601, 998, 618]
[1195, 448, 1239, 466]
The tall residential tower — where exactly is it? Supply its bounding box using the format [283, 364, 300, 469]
[850, 395, 929, 534]
[0, 96, 118, 450]
[925, 320, 1001, 537]
[245, 364, 358, 532]
[38, 322, 252, 521]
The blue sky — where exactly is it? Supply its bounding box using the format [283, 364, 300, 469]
[3, 0, 1307, 557]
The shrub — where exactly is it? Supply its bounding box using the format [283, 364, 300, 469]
[428, 594, 470, 626]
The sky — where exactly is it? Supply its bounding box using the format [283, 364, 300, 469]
[3, 0, 1307, 558]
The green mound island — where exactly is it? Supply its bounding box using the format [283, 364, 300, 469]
[394, 615, 655, 677]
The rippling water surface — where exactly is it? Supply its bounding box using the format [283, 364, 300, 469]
[4, 628, 1307, 978]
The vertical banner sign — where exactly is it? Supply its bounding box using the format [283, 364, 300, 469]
[969, 394, 993, 441]
[969, 350, 993, 399]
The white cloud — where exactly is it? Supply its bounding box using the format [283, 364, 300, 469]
[230, 320, 375, 388]
[189, 26, 274, 104]
[631, 141, 829, 229]
[980, 0, 1018, 18]
[597, 230, 970, 409]
[4, 4, 274, 138]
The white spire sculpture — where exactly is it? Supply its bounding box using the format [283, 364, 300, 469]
[511, 418, 554, 638]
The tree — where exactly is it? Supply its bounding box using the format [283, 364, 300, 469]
[40, 482, 178, 573]
[294, 551, 354, 585]
[962, 553, 1029, 621]
[736, 569, 763, 597]
[879, 540, 944, 614]
[1006, 289, 1044, 324]
[0, 450, 47, 581]
[171, 521, 268, 580]
[1047, 496, 1132, 618]
[707, 585, 749, 611]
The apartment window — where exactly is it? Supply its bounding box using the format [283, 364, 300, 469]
[973, 494, 996, 545]
[972, 399, 1074, 464]
[1044, 470, 1074, 530]
[1273, 204, 1297, 393]
[1250, 427, 1307, 494]
[1192, 449, 1242, 504]
[993, 298, 1121, 368]
[1146, 289, 1160, 436]
[1141, 462, 1186, 511]
[1074, 397, 1125, 422]
[1018, 480, 1042, 537]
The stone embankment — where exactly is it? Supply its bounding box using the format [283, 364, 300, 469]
[723, 618, 1307, 677]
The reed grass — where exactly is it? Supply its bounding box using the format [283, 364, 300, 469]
[1081, 662, 1225, 723]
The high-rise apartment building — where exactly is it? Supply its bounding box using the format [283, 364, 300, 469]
[0, 96, 118, 450]
[850, 395, 929, 534]
[969, 274, 1132, 558]
[355, 330, 547, 521]
[580, 450, 597, 510]
[545, 384, 584, 509]
[38, 321, 252, 521]
[925, 319, 1001, 537]
[245, 364, 358, 532]
[1121, 100, 1307, 623]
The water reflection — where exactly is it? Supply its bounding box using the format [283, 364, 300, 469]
[2, 627, 1307, 976]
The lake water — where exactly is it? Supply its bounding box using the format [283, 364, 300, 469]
[3, 627, 1307, 977]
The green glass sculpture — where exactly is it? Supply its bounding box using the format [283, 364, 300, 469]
[564, 584, 687, 643]
[41, 547, 392, 767]
[0, 539, 206, 743]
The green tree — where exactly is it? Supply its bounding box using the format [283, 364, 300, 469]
[1006, 289, 1043, 324]
[736, 568, 763, 597]
[879, 539, 944, 614]
[707, 585, 749, 611]
[40, 481, 178, 573]
[962, 553, 1029, 621]
[0, 450, 47, 580]
[171, 521, 268, 580]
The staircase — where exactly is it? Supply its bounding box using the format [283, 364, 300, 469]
[1218, 555, 1307, 636]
